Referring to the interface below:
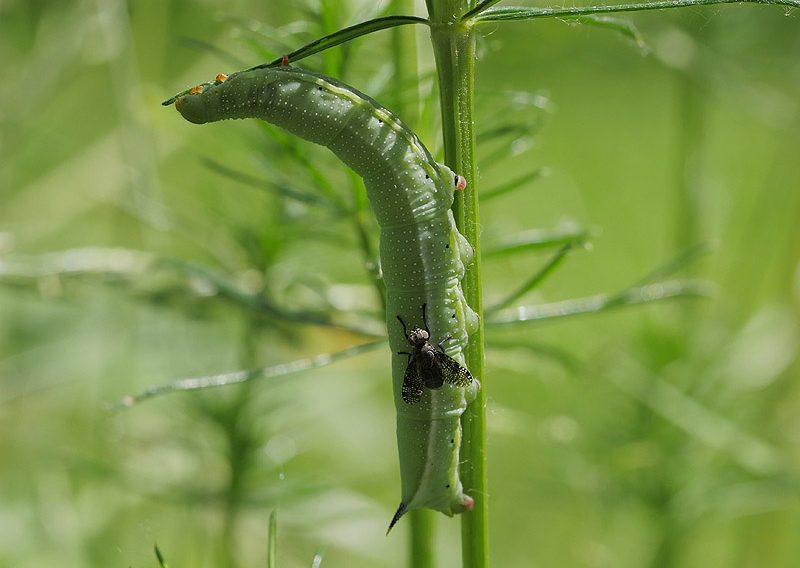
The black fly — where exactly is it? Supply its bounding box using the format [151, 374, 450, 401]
[396, 304, 473, 404]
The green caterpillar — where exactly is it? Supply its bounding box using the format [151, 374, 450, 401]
[169, 66, 479, 530]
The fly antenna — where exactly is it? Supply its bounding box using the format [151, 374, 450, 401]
[396, 314, 408, 336]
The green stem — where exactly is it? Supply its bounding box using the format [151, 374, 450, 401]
[389, 2, 435, 565]
[409, 509, 437, 567]
[428, 3, 488, 567]
[391, 0, 420, 124]
[220, 316, 261, 568]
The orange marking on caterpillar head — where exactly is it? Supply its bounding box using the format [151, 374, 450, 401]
[189, 85, 203, 95]
[281, 54, 290, 66]
[215, 73, 228, 83]
[455, 175, 467, 191]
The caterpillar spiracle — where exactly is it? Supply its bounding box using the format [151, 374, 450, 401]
[169, 66, 480, 531]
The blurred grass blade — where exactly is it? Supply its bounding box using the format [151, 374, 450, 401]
[632, 242, 711, 286]
[608, 357, 785, 475]
[572, 16, 647, 51]
[0, 248, 373, 335]
[267, 510, 277, 568]
[487, 280, 710, 327]
[484, 225, 591, 258]
[488, 338, 580, 371]
[115, 339, 386, 409]
[473, 0, 800, 23]
[249, 16, 430, 68]
[154, 257, 359, 332]
[480, 168, 548, 202]
[254, 122, 349, 210]
[177, 36, 249, 68]
[222, 16, 298, 61]
[488, 244, 575, 313]
[154, 544, 168, 568]
[0, 247, 152, 281]
[202, 158, 330, 207]
[310, 548, 325, 567]
[477, 122, 536, 144]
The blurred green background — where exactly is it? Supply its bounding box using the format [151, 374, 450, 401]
[1, 1, 799, 567]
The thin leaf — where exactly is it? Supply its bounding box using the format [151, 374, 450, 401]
[0, 247, 152, 280]
[488, 338, 580, 371]
[476, 122, 535, 144]
[0, 248, 364, 333]
[253, 122, 349, 211]
[114, 340, 386, 409]
[202, 158, 330, 207]
[631, 242, 711, 286]
[154, 544, 168, 568]
[170, 11, 398, 104]
[480, 168, 548, 202]
[176, 36, 249, 68]
[267, 510, 277, 568]
[572, 16, 648, 51]
[484, 226, 591, 258]
[462, 0, 506, 20]
[251, 16, 429, 69]
[487, 280, 711, 327]
[607, 356, 785, 475]
[154, 257, 370, 333]
[488, 243, 576, 312]
[473, 0, 800, 23]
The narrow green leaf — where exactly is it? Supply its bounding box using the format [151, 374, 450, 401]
[462, 0, 506, 20]
[154, 544, 168, 568]
[572, 16, 648, 50]
[487, 280, 710, 327]
[488, 338, 580, 371]
[201, 158, 330, 207]
[607, 356, 785, 475]
[250, 16, 430, 68]
[0, 248, 371, 334]
[267, 510, 277, 568]
[164, 17, 429, 105]
[476, 122, 536, 144]
[484, 226, 591, 258]
[113, 340, 386, 409]
[632, 242, 711, 286]
[480, 168, 548, 202]
[176, 37, 248, 68]
[473, 0, 800, 23]
[488, 243, 575, 312]
[253, 122, 349, 210]
[154, 258, 381, 335]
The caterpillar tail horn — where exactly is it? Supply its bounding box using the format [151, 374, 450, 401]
[386, 502, 408, 534]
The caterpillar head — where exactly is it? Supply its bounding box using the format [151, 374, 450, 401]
[174, 83, 215, 124]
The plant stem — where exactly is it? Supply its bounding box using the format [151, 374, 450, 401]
[428, 3, 489, 567]
[391, 0, 419, 125]
[389, 2, 437, 565]
[409, 509, 437, 568]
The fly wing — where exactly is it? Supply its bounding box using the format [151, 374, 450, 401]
[401, 355, 425, 404]
[435, 351, 473, 388]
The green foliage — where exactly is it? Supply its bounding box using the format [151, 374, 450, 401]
[1, 0, 798, 567]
